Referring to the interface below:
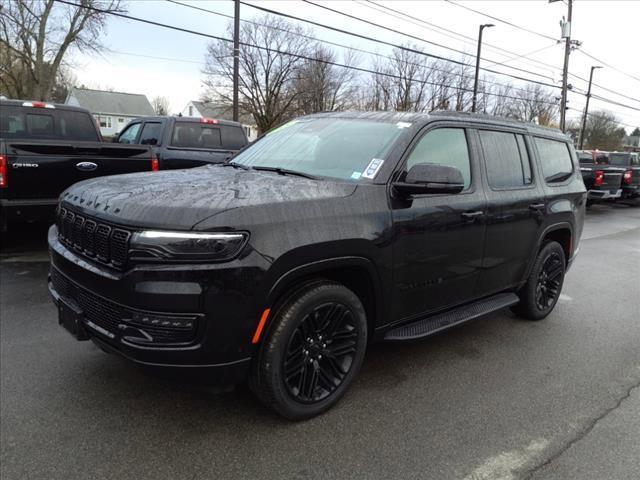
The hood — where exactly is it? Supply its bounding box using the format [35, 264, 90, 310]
[60, 165, 357, 230]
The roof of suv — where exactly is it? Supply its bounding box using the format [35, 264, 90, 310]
[307, 110, 567, 139]
[135, 116, 244, 128]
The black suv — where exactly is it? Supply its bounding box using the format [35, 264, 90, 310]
[48, 112, 585, 419]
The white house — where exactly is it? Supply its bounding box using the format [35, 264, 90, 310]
[66, 88, 155, 137]
[181, 100, 258, 141]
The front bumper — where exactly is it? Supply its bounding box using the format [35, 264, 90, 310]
[48, 225, 271, 383]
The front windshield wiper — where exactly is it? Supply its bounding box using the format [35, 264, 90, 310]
[222, 161, 251, 170]
[252, 166, 319, 180]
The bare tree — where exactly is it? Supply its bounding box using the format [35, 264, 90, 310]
[503, 84, 559, 126]
[203, 15, 313, 134]
[573, 110, 626, 150]
[293, 45, 359, 114]
[152, 95, 170, 116]
[0, 0, 125, 101]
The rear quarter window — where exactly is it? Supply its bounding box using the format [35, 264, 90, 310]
[534, 137, 574, 183]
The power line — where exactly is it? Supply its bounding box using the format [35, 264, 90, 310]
[576, 50, 640, 84]
[362, 0, 563, 76]
[54, 0, 560, 108]
[166, 0, 550, 99]
[302, 0, 558, 83]
[240, 1, 561, 90]
[444, 0, 557, 42]
[55, 0, 637, 123]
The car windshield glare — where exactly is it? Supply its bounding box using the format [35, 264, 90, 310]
[231, 118, 406, 181]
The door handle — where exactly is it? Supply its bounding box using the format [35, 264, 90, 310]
[461, 211, 484, 220]
[528, 203, 545, 211]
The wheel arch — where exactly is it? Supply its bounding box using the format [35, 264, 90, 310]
[520, 222, 574, 286]
[263, 256, 384, 343]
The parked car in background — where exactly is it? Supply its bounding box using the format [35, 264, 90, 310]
[608, 152, 640, 202]
[114, 116, 248, 170]
[0, 99, 158, 231]
[577, 150, 625, 207]
[49, 111, 585, 419]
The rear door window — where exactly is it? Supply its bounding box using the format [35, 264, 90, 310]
[480, 130, 533, 188]
[534, 137, 574, 183]
[118, 123, 141, 144]
[139, 122, 163, 145]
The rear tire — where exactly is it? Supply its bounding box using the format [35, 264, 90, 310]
[512, 241, 566, 321]
[250, 281, 367, 420]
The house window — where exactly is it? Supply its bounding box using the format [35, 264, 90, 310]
[188, 106, 193, 116]
[96, 115, 112, 128]
[118, 118, 125, 123]
[244, 126, 251, 137]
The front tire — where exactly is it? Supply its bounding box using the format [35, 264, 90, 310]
[250, 281, 367, 420]
[513, 241, 566, 321]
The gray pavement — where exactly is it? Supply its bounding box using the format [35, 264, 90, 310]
[1, 204, 639, 480]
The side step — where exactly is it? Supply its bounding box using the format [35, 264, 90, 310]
[384, 292, 519, 341]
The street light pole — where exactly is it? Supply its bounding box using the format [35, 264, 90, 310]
[472, 23, 494, 113]
[232, 0, 240, 123]
[578, 66, 602, 149]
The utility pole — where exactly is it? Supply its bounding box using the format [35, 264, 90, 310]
[472, 23, 494, 113]
[232, 0, 240, 122]
[558, 0, 573, 132]
[578, 66, 602, 149]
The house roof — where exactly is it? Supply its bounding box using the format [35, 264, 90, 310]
[191, 101, 254, 125]
[67, 88, 155, 116]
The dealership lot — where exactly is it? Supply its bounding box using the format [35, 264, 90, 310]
[1, 204, 639, 480]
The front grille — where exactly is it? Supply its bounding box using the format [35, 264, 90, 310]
[51, 268, 198, 346]
[57, 205, 130, 269]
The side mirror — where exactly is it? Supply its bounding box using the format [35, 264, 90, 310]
[393, 163, 465, 196]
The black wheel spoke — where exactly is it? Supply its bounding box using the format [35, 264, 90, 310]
[282, 300, 359, 404]
[535, 252, 564, 311]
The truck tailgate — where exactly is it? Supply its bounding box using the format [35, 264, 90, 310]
[1, 141, 152, 200]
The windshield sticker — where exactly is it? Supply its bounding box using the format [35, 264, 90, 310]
[350, 171, 362, 180]
[396, 122, 412, 129]
[362, 158, 385, 179]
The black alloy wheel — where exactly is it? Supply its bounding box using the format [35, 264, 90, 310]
[250, 281, 367, 420]
[534, 252, 563, 311]
[512, 240, 566, 321]
[282, 302, 358, 403]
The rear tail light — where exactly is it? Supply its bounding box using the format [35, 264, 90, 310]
[201, 117, 218, 124]
[623, 170, 632, 185]
[151, 154, 159, 171]
[0, 155, 7, 188]
[594, 170, 604, 187]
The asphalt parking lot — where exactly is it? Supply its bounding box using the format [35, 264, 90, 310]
[1, 204, 639, 480]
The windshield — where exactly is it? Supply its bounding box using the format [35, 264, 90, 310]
[231, 117, 407, 181]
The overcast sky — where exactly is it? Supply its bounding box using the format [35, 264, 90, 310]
[67, 0, 640, 132]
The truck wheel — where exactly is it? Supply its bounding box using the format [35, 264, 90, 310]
[512, 241, 566, 321]
[250, 281, 367, 420]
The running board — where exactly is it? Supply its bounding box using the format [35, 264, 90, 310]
[384, 293, 519, 341]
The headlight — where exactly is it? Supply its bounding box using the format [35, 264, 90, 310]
[130, 230, 249, 261]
